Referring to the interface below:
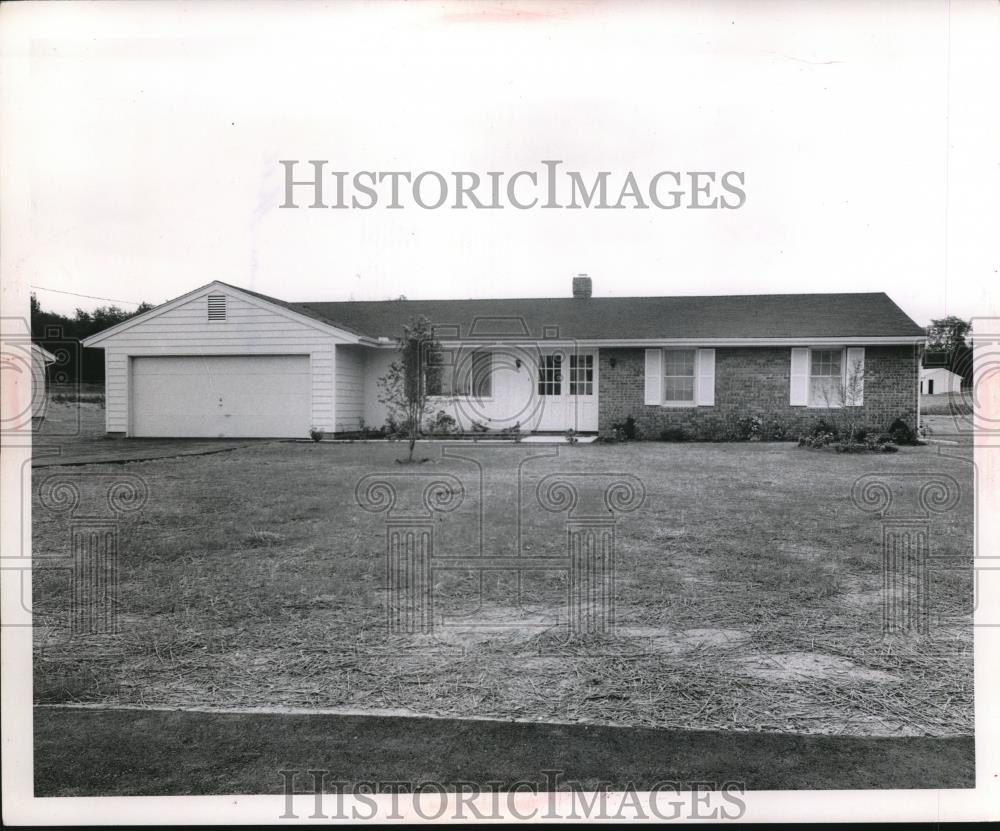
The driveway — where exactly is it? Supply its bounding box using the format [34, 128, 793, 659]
[33, 399, 265, 467]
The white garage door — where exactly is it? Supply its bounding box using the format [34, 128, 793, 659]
[131, 355, 311, 438]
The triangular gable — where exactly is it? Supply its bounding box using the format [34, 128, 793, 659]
[82, 281, 365, 347]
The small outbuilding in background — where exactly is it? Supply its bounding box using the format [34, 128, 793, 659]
[919, 365, 963, 397]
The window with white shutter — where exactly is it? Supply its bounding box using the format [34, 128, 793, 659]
[809, 349, 843, 407]
[644, 348, 715, 406]
[796, 346, 865, 407]
[663, 349, 696, 404]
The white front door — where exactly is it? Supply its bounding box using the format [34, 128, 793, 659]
[534, 348, 598, 432]
[430, 346, 599, 434]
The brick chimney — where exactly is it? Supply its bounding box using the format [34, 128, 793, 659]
[572, 273, 592, 299]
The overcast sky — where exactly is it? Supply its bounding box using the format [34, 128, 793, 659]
[3, 1, 997, 326]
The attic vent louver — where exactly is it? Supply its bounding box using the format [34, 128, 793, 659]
[207, 294, 227, 321]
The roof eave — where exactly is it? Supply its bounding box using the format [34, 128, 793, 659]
[430, 335, 927, 347]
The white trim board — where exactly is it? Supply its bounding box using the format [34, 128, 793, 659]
[436, 336, 925, 348]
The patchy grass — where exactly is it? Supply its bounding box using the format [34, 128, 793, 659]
[921, 414, 975, 446]
[45, 383, 106, 406]
[35, 395, 106, 439]
[32, 440, 974, 738]
[921, 391, 972, 416]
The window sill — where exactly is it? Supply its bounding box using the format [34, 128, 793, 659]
[659, 402, 698, 409]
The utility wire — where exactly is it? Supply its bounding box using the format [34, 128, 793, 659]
[30, 285, 142, 306]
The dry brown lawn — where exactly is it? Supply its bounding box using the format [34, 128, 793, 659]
[33, 402, 974, 738]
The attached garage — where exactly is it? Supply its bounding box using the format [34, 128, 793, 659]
[82, 282, 365, 438]
[131, 355, 311, 438]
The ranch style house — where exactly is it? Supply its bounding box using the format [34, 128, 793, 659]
[82, 276, 925, 439]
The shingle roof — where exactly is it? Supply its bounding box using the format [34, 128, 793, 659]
[220, 282, 370, 337]
[283, 292, 923, 341]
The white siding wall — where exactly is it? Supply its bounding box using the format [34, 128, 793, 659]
[99, 291, 347, 435]
[335, 345, 367, 432]
[363, 349, 396, 430]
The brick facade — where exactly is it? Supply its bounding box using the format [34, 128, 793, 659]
[597, 345, 919, 439]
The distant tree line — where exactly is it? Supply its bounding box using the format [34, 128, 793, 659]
[31, 294, 153, 382]
[28, 297, 976, 389]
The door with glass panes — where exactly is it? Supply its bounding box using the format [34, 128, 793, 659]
[534, 348, 598, 432]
